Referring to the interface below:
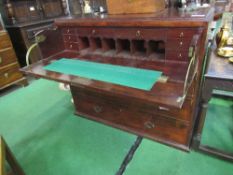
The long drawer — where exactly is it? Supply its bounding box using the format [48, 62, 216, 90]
[71, 86, 191, 147]
[0, 48, 17, 67]
[0, 31, 12, 49]
[0, 63, 23, 88]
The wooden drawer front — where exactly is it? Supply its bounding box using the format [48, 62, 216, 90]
[167, 28, 198, 39]
[166, 38, 191, 51]
[62, 27, 76, 35]
[72, 89, 190, 145]
[63, 35, 78, 42]
[166, 50, 189, 61]
[135, 99, 193, 122]
[0, 32, 12, 49]
[0, 64, 23, 87]
[64, 42, 79, 51]
[76, 27, 166, 40]
[0, 48, 17, 66]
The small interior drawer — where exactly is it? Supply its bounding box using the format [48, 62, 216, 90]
[76, 27, 166, 40]
[166, 50, 189, 61]
[62, 27, 76, 35]
[0, 32, 12, 49]
[167, 28, 198, 39]
[166, 38, 192, 50]
[0, 48, 17, 67]
[64, 42, 79, 51]
[0, 64, 23, 87]
[63, 35, 77, 42]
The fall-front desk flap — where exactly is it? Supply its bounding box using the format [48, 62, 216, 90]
[43, 58, 162, 91]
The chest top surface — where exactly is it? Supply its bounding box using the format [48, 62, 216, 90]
[55, 7, 214, 27]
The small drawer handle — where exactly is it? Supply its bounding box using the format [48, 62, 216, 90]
[4, 73, 9, 78]
[93, 105, 102, 113]
[180, 32, 184, 37]
[92, 29, 96, 35]
[70, 44, 73, 48]
[144, 121, 155, 129]
[178, 53, 182, 58]
[158, 106, 170, 111]
[136, 30, 141, 37]
[179, 42, 183, 46]
[0, 57, 2, 64]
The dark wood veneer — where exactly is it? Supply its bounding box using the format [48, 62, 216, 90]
[21, 8, 213, 150]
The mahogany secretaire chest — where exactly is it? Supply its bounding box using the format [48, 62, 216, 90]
[22, 8, 214, 151]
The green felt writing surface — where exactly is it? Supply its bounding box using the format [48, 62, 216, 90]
[43, 58, 162, 91]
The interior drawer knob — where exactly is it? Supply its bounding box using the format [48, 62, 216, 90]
[92, 29, 96, 35]
[4, 73, 9, 78]
[178, 53, 182, 58]
[144, 121, 155, 129]
[0, 57, 2, 64]
[179, 41, 183, 46]
[136, 30, 141, 37]
[93, 105, 102, 113]
[180, 32, 184, 37]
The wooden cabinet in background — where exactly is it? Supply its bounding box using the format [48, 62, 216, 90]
[0, 30, 27, 90]
[0, 0, 69, 67]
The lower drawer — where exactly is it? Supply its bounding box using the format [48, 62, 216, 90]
[71, 87, 191, 148]
[0, 48, 17, 67]
[0, 31, 12, 49]
[0, 63, 23, 88]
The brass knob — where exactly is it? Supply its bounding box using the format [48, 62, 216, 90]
[69, 36, 71, 40]
[92, 29, 96, 35]
[144, 121, 155, 129]
[179, 42, 183, 46]
[67, 29, 70, 33]
[180, 32, 184, 37]
[94, 105, 102, 113]
[4, 73, 9, 78]
[70, 44, 73, 49]
[136, 30, 141, 37]
[0, 57, 2, 64]
[178, 53, 182, 58]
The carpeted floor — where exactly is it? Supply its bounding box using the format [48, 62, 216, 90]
[0, 79, 136, 175]
[0, 79, 232, 175]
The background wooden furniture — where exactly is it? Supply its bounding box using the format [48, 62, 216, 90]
[0, 136, 25, 175]
[193, 48, 233, 162]
[106, 0, 165, 14]
[0, 0, 69, 67]
[0, 30, 27, 90]
[21, 8, 213, 151]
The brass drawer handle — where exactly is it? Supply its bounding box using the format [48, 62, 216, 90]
[179, 41, 183, 46]
[136, 30, 141, 37]
[0, 57, 2, 64]
[92, 29, 96, 35]
[178, 53, 182, 58]
[4, 73, 9, 78]
[158, 106, 170, 111]
[144, 121, 155, 129]
[93, 105, 102, 113]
